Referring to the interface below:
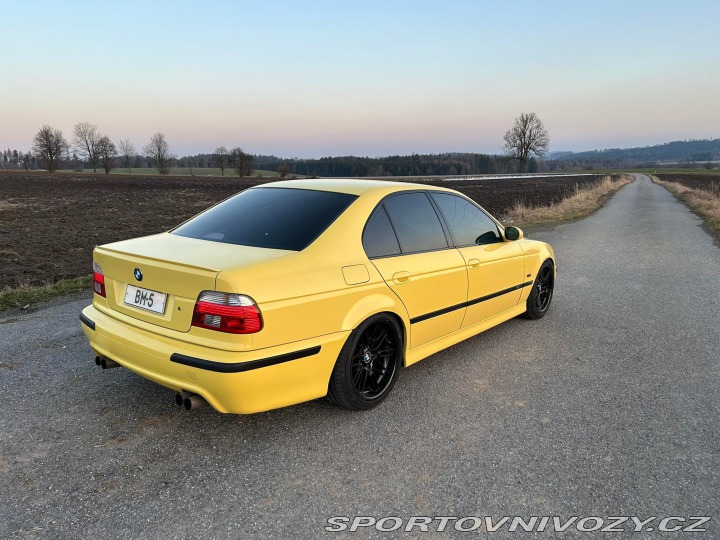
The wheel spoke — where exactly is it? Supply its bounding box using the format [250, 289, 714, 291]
[370, 326, 386, 347]
[358, 371, 365, 392]
[350, 322, 398, 399]
[533, 266, 553, 311]
[352, 367, 363, 386]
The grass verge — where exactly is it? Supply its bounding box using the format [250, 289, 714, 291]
[503, 175, 635, 227]
[0, 276, 91, 312]
[652, 176, 720, 239]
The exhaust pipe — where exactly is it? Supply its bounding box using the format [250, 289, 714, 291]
[174, 391, 194, 407]
[183, 394, 208, 410]
[95, 356, 120, 369]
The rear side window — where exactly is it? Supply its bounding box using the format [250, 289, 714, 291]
[383, 192, 448, 253]
[363, 207, 401, 258]
[172, 187, 357, 251]
[431, 192, 502, 246]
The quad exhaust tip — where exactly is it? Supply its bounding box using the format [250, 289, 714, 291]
[175, 391, 207, 410]
[95, 356, 120, 369]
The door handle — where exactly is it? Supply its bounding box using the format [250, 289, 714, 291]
[392, 271, 411, 284]
[467, 258, 481, 269]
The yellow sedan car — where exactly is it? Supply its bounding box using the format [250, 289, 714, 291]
[80, 179, 556, 414]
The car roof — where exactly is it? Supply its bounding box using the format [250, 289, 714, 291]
[256, 178, 454, 196]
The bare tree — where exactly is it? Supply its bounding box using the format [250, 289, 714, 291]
[33, 125, 68, 173]
[143, 132, 174, 175]
[117, 139, 135, 172]
[277, 164, 290, 178]
[230, 147, 254, 178]
[187, 156, 196, 176]
[97, 135, 117, 174]
[20, 152, 33, 170]
[212, 146, 230, 176]
[73, 122, 101, 172]
[503, 112, 549, 172]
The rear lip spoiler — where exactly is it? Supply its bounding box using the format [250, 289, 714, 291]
[170, 345, 321, 373]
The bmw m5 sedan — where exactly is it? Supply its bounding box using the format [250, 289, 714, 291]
[80, 179, 556, 413]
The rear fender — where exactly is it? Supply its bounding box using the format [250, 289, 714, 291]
[341, 293, 410, 363]
[341, 293, 409, 333]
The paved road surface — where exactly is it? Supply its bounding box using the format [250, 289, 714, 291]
[1, 175, 719, 538]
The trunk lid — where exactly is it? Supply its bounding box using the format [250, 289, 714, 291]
[94, 233, 293, 331]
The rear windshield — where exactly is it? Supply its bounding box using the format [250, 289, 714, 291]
[172, 187, 357, 251]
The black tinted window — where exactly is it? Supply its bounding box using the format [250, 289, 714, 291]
[431, 193, 502, 246]
[173, 187, 357, 251]
[383, 192, 448, 253]
[363, 207, 401, 258]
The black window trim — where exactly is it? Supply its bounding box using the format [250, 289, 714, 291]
[362, 189, 507, 260]
[362, 190, 455, 260]
[428, 190, 505, 249]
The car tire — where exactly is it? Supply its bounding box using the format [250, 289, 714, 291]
[326, 314, 402, 411]
[523, 259, 555, 320]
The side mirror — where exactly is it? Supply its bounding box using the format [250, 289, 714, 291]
[504, 226, 523, 241]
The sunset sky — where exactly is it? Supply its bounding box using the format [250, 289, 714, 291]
[1, 0, 718, 157]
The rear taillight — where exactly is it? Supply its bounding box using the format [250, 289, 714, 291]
[191, 292, 263, 334]
[92, 261, 106, 297]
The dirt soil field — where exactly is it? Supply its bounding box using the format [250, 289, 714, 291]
[653, 172, 720, 190]
[0, 171, 617, 289]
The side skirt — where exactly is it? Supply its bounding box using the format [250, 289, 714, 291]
[404, 303, 527, 366]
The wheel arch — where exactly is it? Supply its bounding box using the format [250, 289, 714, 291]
[520, 241, 556, 279]
[341, 298, 409, 367]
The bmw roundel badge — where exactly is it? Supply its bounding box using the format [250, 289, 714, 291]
[134, 268, 143, 282]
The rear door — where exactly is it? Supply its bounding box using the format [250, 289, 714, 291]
[430, 192, 526, 327]
[365, 192, 468, 349]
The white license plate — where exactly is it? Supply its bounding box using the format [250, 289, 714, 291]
[124, 285, 167, 314]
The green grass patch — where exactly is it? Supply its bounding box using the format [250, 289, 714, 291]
[0, 276, 91, 312]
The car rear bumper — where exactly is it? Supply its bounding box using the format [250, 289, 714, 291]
[80, 305, 349, 414]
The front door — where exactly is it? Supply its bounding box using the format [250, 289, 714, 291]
[430, 192, 526, 327]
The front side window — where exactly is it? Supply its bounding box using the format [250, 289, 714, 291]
[383, 192, 448, 254]
[173, 187, 357, 251]
[431, 193, 502, 246]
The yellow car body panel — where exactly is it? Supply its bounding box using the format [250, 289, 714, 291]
[81, 304, 348, 413]
[371, 250, 468, 349]
[80, 179, 556, 414]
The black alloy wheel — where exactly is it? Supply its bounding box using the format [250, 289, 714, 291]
[523, 259, 554, 319]
[326, 315, 402, 410]
[534, 264, 553, 312]
[350, 321, 397, 399]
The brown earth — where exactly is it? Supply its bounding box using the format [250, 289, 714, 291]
[653, 172, 720, 191]
[0, 170, 616, 289]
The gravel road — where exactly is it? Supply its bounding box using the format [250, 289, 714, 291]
[1, 175, 718, 538]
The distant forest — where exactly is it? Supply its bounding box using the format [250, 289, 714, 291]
[2, 138, 718, 176]
[181, 153, 527, 177]
[551, 138, 720, 162]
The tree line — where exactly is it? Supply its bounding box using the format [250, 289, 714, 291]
[6, 113, 557, 177]
[252, 153, 526, 177]
[18, 123, 256, 177]
[554, 138, 720, 162]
